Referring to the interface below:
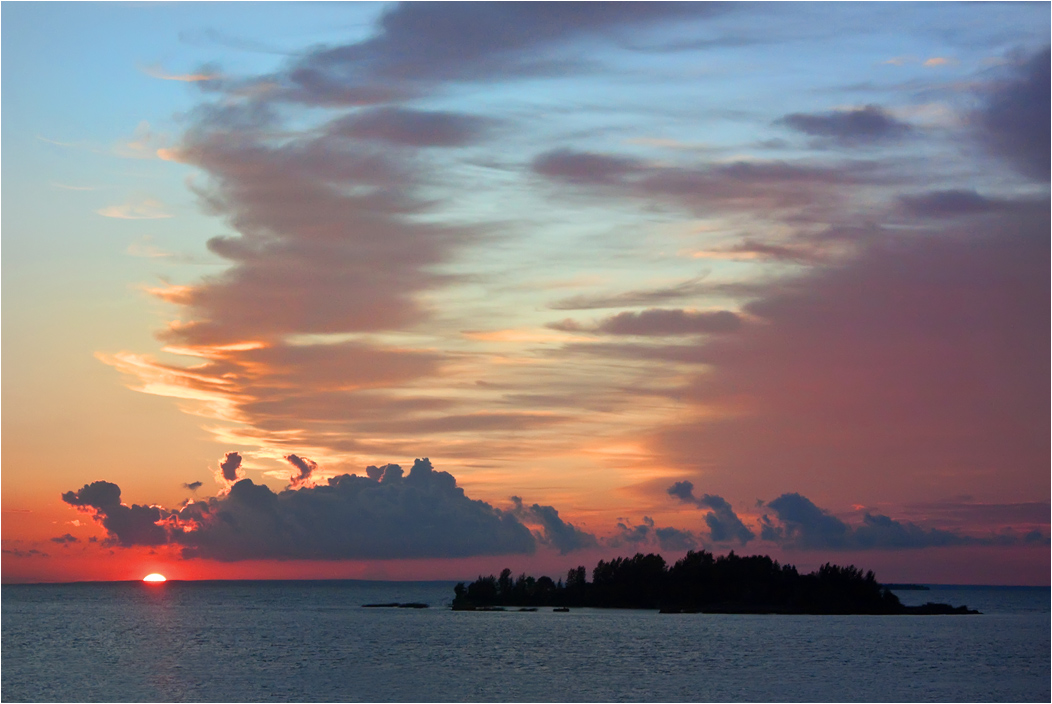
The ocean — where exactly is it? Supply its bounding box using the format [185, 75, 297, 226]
[2, 581, 1048, 702]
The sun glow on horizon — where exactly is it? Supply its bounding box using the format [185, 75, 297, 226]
[142, 573, 167, 583]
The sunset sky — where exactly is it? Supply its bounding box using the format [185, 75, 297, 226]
[3, 2, 1049, 585]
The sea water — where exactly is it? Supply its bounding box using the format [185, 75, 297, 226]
[2, 581, 1048, 702]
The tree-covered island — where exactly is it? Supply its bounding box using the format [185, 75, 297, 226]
[452, 551, 979, 614]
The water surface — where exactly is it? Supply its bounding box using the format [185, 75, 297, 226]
[3, 581, 1048, 702]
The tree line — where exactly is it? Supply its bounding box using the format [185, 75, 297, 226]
[452, 550, 978, 614]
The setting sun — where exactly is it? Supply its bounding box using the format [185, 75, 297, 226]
[142, 573, 167, 583]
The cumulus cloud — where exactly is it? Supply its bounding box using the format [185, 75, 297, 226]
[218, 452, 243, 483]
[608, 516, 656, 547]
[778, 105, 912, 145]
[653, 526, 699, 552]
[973, 46, 1050, 180]
[667, 481, 755, 545]
[509, 497, 598, 554]
[757, 493, 1020, 550]
[604, 516, 700, 552]
[61, 481, 168, 547]
[285, 453, 317, 488]
[64, 459, 537, 561]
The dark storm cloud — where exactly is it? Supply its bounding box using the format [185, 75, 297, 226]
[65, 459, 538, 561]
[285, 454, 317, 488]
[778, 105, 911, 145]
[974, 47, 1050, 180]
[219, 452, 243, 482]
[667, 481, 754, 545]
[61, 481, 168, 547]
[326, 108, 497, 148]
[510, 497, 598, 554]
[759, 493, 1043, 550]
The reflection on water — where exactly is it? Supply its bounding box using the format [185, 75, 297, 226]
[3, 581, 1049, 702]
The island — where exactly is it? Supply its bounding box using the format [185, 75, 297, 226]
[451, 551, 979, 615]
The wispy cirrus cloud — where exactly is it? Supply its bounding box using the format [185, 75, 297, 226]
[140, 63, 221, 82]
[97, 199, 173, 220]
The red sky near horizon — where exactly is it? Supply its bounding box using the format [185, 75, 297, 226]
[3, 3, 1049, 586]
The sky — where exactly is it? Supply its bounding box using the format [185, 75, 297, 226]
[2, 2, 1049, 585]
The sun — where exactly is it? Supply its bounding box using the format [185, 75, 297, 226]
[142, 573, 167, 583]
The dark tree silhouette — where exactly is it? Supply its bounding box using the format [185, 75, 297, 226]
[451, 550, 979, 614]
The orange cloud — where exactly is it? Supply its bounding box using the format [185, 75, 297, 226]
[97, 198, 172, 220]
[141, 64, 220, 82]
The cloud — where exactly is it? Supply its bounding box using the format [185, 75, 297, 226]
[149, 108, 480, 347]
[2, 549, 48, 558]
[96, 199, 173, 220]
[141, 63, 221, 82]
[899, 500, 1052, 529]
[923, 57, 958, 68]
[897, 189, 1022, 218]
[114, 121, 169, 159]
[261, 3, 719, 104]
[531, 147, 894, 220]
[608, 516, 656, 547]
[533, 149, 645, 185]
[65, 459, 537, 561]
[61, 481, 168, 547]
[549, 277, 713, 310]
[509, 497, 598, 554]
[778, 105, 911, 145]
[667, 481, 754, 545]
[653, 526, 699, 552]
[973, 46, 1050, 180]
[326, 107, 497, 148]
[217, 452, 243, 483]
[652, 205, 1049, 509]
[184, 481, 204, 491]
[50, 533, 80, 544]
[598, 309, 742, 336]
[548, 309, 741, 336]
[285, 453, 317, 488]
[758, 493, 1030, 550]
